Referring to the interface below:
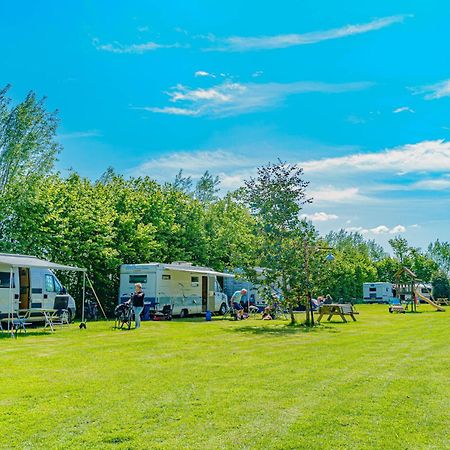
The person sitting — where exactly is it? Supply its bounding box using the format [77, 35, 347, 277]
[230, 289, 247, 320]
[262, 304, 273, 320]
[323, 294, 333, 304]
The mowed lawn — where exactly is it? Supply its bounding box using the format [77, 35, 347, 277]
[0, 305, 449, 449]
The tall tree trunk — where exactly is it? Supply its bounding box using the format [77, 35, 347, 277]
[289, 304, 295, 325]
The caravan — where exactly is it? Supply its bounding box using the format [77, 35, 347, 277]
[0, 253, 80, 321]
[119, 262, 232, 317]
[363, 282, 397, 304]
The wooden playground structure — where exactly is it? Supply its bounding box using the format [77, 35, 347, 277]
[391, 267, 446, 313]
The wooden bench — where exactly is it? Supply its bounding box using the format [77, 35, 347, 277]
[317, 303, 359, 323]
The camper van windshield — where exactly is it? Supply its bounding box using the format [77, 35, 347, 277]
[0, 272, 15, 288]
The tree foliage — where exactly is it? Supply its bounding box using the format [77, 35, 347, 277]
[242, 161, 314, 324]
[0, 85, 60, 191]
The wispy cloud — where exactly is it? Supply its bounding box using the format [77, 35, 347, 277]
[413, 176, 450, 190]
[393, 106, 414, 114]
[301, 212, 339, 222]
[194, 70, 216, 78]
[203, 14, 412, 52]
[412, 79, 450, 100]
[93, 38, 181, 54]
[301, 140, 450, 174]
[58, 130, 102, 139]
[134, 150, 253, 178]
[141, 80, 373, 117]
[309, 186, 368, 203]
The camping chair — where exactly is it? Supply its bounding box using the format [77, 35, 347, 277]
[153, 304, 173, 321]
[53, 296, 70, 325]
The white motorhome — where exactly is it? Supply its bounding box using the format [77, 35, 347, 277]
[363, 282, 397, 304]
[0, 253, 80, 321]
[119, 262, 232, 317]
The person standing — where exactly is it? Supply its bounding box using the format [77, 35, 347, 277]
[230, 288, 247, 319]
[130, 283, 145, 329]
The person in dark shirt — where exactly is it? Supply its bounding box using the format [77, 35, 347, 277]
[130, 283, 145, 328]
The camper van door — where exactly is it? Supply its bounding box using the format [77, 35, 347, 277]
[0, 266, 19, 317]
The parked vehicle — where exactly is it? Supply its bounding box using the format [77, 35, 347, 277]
[119, 262, 232, 317]
[0, 253, 79, 322]
[363, 282, 397, 304]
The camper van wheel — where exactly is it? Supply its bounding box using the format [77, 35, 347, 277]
[179, 309, 188, 319]
[219, 303, 227, 315]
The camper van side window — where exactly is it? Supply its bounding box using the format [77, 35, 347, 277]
[129, 275, 147, 284]
[191, 276, 199, 287]
[45, 274, 55, 292]
[0, 272, 15, 288]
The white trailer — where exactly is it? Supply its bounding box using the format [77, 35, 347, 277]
[363, 282, 396, 304]
[0, 253, 83, 322]
[119, 262, 232, 317]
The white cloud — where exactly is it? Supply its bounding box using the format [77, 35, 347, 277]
[309, 186, 366, 203]
[58, 130, 102, 139]
[345, 226, 369, 234]
[144, 80, 373, 117]
[133, 150, 253, 178]
[412, 79, 450, 100]
[389, 225, 406, 234]
[252, 71, 264, 78]
[370, 225, 390, 234]
[301, 140, 450, 174]
[138, 106, 200, 116]
[301, 212, 339, 222]
[93, 38, 181, 54]
[205, 15, 412, 51]
[195, 70, 216, 78]
[393, 106, 414, 114]
[369, 224, 406, 234]
[413, 177, 450, 190]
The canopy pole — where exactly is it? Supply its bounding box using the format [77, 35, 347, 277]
[86, 274, 108, 320]
[81, 271, 86, 323]
[9, 267, 14, 338]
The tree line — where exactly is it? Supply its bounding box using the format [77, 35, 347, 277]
[1, 87, 449, 315]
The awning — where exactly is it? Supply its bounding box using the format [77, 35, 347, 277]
[0, 253, 86, 272]
[162, 264, 234, 278]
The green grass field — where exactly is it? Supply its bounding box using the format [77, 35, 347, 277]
[1, 305, 449, 449]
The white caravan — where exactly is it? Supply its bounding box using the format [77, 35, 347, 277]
[0, 253, 81, 321]
[119, 262, 232, 317]
[363, 282, 397, 304]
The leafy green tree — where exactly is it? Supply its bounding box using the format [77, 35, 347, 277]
[172, 169, 193, 194]
[0, 85, 60, 191]
[195, 170, 220, 203]
[203, 193, 258, 272]
[389, 236, 410, 264]
[427, 240, 450, 276]
[242, 161, 314, 324]
[431, 271, 450, 299]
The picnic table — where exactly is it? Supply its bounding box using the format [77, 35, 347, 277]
[317, 303, 359, 323]
[18, 309, 69, 331]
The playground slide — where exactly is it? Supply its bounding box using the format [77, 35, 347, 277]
[414, 290, 446, 312]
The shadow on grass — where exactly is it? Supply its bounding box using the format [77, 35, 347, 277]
[0, 330, 54, 339]
[228, 322, 340, 335]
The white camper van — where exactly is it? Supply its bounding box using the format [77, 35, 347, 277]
[363, 282, 396, 304]
[119, 262, 232, 317]
[0, 254, 78, 321]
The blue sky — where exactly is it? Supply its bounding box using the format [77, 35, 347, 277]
[1, 0, 449, 249]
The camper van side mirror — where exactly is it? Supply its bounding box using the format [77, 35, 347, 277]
[61, 286, 67, 295]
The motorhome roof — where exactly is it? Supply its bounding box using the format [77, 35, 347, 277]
[121, 262, 233, 277]
[0, 253, 86, 272]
